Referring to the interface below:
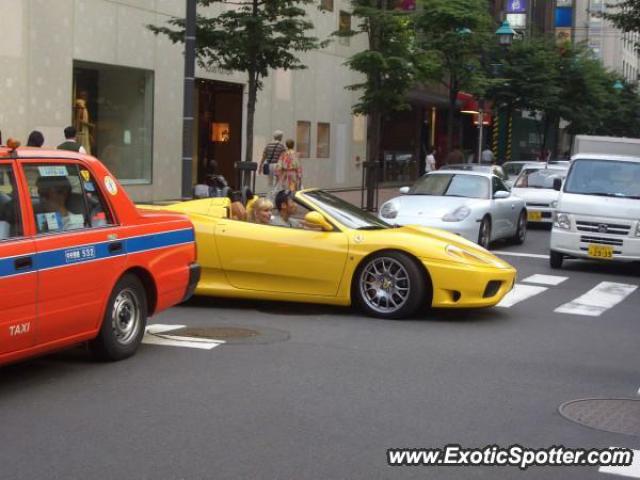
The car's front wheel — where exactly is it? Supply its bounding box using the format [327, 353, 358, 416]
[354, 252, 427, 319]
[512, 210, 527, 245]
[478, 217, 492, 249]
[90, 274, 147, 361]
[550, 250, 564, 269]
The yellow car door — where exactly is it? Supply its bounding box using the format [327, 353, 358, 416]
[215, 220, 349, 296]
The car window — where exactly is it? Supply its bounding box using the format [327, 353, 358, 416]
[0, 165, 23, 240]
[492, 176, 509, 195]
[564, 159, 640, 199]
[514, 168, 567, 188]
[24, 164, 114, 234]
[410, 174, 490, 199]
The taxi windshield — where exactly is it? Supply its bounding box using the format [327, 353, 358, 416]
[303, 190, 393, 230]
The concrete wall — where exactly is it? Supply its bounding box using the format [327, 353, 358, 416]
[0, 0, 366, 201]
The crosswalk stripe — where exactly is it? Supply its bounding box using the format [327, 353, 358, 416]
[142, 324, 225, 350]
[599, 449, 640, 478]
[522, 274, 568, 286]
[497, 284, 548, 308]
[554, 282, 638, 317]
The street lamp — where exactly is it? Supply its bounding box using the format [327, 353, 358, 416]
[495, 20, 516, 47]
[613, 79, 624, 92]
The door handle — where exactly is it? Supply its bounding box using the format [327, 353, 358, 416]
[14, 256, 33, 271]
[108, 241, 123, 254]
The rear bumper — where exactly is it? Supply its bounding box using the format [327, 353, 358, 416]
[183, 263, 201, 302]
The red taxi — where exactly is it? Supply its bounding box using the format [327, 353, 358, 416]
[0, 142, 199, 366]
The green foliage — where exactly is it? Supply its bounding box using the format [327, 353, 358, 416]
[604, 0, 640, 45]
[343, 1, 435, 116]
[149, 0, 323, 88]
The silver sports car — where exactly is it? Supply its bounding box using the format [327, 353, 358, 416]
[380, 170, 528, 248]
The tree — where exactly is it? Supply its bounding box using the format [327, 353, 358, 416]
[604, 0, 640, 44]
[416, 0, 494, 153]
[149, 0, 325, 165]
[342, 1, 433, 209]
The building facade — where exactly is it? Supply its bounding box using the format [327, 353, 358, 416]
[0, 0, 371, 202]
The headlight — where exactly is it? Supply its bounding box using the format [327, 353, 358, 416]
[442, 206, 471, 222]
[380, 202, 398, 219]
[554, 212, 570, 230]
[550, 200, 558, 209]
[445, 244, 490, 264]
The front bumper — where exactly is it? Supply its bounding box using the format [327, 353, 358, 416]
[550, 229, 640, 261]
[183, 263, 201, 302]
[423, 258, 516, 308]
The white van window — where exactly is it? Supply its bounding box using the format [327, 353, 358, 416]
[564, 159, 640, 199]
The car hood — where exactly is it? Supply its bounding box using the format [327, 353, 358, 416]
[558, 192, 640, 220]
[385, 195, 486, 220]
[351, 224, 514, 270]
[511, 188, 559, 204]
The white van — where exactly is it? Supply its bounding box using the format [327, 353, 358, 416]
[549, 154, 640, 268]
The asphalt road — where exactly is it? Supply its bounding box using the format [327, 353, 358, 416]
[2, 226, 639, 480]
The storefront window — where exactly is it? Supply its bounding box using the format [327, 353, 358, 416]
[296, 121, 311, 158]
[317, 123, 331, 158]
[73, 61, 154, 184]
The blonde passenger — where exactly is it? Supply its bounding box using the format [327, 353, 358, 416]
[251, 198, 273, 225]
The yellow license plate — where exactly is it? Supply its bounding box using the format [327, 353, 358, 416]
[527, 211, 542, 221]
[588, 244, 613, 259]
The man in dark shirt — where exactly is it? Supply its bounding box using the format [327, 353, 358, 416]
[259, 130, 286, 187]
[57, 126, 86, 153]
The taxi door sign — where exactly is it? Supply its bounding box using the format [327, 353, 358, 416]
[64, 246, 96, 264]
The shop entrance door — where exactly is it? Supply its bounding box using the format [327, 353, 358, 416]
[196, 79, 243, 188]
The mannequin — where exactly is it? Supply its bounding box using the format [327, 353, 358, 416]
[74, 97, 92, 155]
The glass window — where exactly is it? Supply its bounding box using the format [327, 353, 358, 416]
[410, 173, 490, 199]
[24, 164, 114, 234]
[492, 176, 509, 195]
[296, 121, 311, 158]
[515, 168, 567, 188]
[0, 165, 22, 239]
[339, 11, 351, 46]
[73, 61, 154, 184]
[320, 0, 333, 11]
[317, 123, 331, 158]
[564, 159, 640, 199]
[303, 190, 392, 230]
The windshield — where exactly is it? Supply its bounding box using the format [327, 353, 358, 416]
[514, 168, 567, 189]
[564, 159, 640, 199]
[303, 190, 393, 230]
[409, 173, 490, 199]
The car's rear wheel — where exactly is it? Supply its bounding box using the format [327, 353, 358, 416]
[478, 217, 492, 249]
[90, 274, 147, 361]
[550, 250, 564, 269]
[512, 210, 527, 245]
[355, 252, 426, 319]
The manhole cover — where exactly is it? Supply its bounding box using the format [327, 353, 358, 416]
[171, 326, 289, 345]
[559, 398, 640, 437]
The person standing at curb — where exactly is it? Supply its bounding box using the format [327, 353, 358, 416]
[259, 130, 286, 188]
[57, 126, 87, 153]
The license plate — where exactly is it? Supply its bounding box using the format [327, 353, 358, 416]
[588, 244, 613, 259]
[527, 211, 542, 222]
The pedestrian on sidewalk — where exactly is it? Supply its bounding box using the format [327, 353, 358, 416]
[481, 147, 494, 164]
[425, 147, 437, 174]
[275, 139, 302, 192]
[259, 130, 286, 188]
[27, 130, 44, 147]
[57, 126, 87, 153]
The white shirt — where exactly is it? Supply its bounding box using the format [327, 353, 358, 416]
[425, 154, 436, 173]
[481, 149, 494, 163]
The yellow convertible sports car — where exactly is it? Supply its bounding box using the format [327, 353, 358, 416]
[142, 189, 516, 319]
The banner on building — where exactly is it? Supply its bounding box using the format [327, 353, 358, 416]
[507, 0, 527, 14]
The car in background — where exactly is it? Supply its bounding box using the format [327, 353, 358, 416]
[502, 161, 541, 188]
[141, 190, 517, 319]
[550, 154, 640, 268]
[439, 163, 509, 184]
[380, 170, 527, 249]
[0, 143, 199, 366]
[511, 165, 568, 225]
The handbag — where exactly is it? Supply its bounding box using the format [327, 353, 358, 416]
[262, 162, 270, 175]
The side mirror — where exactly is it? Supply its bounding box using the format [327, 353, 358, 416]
[399, 186, 410, 194]
[304, 211, 333, 232]
[553, 177, 562, 191]
[494, 190, 510, 199]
